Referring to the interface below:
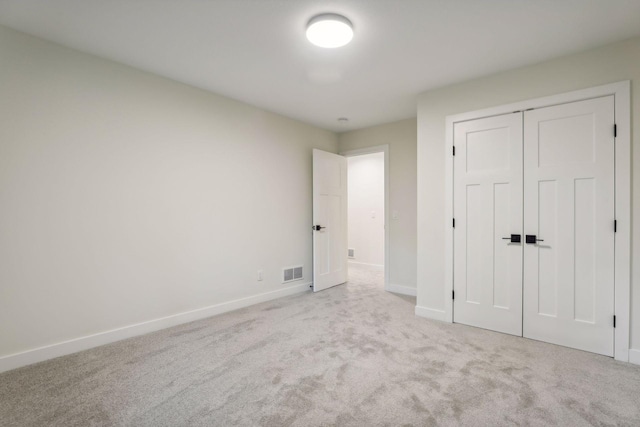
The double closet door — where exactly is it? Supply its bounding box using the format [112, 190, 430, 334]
[453, 96, 615, 357]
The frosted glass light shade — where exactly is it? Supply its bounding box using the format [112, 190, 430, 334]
[306, 14, 353, 48]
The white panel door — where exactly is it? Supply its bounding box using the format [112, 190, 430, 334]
[453, 112, 523, 335]
[313, 149, 348, 292]
[523, 96, 615, 356]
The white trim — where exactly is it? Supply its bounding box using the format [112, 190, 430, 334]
[444, 81, 631, 361]
[348, 260, 384, 271]
[415, 305, 447, 321]
[629, 349, 640, 366]
[0, 282, 311, 374]
[340, 145, 390, 291]
[612, 82, 631, 362]
[386, 283, 417, 296]
[444, 108, 455, 324]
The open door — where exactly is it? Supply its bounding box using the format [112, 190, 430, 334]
[312, 149, 348, 292]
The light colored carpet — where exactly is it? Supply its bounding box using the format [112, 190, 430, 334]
[1, 264, 639, 426]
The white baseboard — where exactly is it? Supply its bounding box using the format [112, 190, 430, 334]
[415, 305, 448, 322]
[385, 283, 416, 297]
[348, 261, 384, 271]
[0, 282, 311, 374]
[629, 349, 640, 365]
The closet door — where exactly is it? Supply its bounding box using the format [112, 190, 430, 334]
[523, 96, 615, 356]
[453, 112, 523, 335]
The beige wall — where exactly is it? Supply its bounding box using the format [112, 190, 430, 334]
[339, 118, 417, 290]
[417, 36, 640, 353]
[0, 25, 337, 361]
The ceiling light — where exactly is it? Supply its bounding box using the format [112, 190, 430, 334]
[306, 14, 353, 48]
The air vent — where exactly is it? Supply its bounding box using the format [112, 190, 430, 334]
[283, 265, 303, 283]
[284, 268, 293, 282]
[348, 248, 355, 258]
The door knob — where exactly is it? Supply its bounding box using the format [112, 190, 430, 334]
[313, 225, 326, 231]
[501, 234, 521, 243]
[525, 235, 544, 244]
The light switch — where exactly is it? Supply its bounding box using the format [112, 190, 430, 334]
[392, 210, 399, 220]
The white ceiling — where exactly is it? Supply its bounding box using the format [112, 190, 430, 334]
[1, 1, 640, 132]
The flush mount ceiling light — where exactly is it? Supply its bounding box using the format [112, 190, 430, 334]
[306, 13, 353, 48]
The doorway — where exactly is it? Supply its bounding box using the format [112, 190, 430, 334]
[341, 145, 389, 290]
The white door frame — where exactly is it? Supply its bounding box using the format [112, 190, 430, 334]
[340, 145, 390, 291]
[444, 81, 631, 361]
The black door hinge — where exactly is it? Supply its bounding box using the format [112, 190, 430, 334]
[452, 146, 456, 156]
[452, 218, 455, 228]
[614, 220, 617, 232]
[613, 315, 616, 328]
[614, 124, 617, 138]
[452, 290, 455, 300]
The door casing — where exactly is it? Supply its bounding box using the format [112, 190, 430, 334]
[444, 81, 631, 361]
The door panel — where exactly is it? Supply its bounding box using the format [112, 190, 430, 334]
[313, 149, 347, 292]
[493, 182, 512, 309]
[453, 112, 523, 336]
[537, 180, 558, 316]
[523, 96, 615, 356]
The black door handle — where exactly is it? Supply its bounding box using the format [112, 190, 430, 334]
[313, 225, 326, 231]
[501, 234, 521, 243]
[526, 235, 544, 244]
